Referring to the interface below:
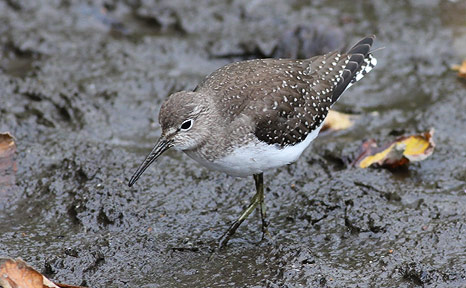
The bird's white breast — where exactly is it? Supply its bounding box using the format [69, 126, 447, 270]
[184, 122, 324, 177]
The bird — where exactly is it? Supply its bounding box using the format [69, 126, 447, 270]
[128, 35, 377, 247]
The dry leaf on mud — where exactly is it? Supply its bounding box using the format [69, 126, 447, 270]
[0, 257, 59, 288]
[0, 132, 17, 189]
[452, 60, 466, 79]
[353, 129, 435, 168]
[321, 110, 357, 133]
[0, 257, 86, 288]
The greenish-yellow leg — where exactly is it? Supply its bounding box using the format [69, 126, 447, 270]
[255, 173, 269, 239]
[218, 173, 267, 248]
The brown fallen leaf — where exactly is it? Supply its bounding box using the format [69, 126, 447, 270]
[452, 60, 466, 79]
[321, 110, 357, 133]
[0, 132, 17, 191]
[0, 257, 87, 288]
[353, 129, 435, 168]
[0, 257, 59, 288]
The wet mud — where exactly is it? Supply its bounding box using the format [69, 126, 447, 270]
[0, 0, 465, 287]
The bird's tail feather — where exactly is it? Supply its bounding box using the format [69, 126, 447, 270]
[332, 35, 377, 102]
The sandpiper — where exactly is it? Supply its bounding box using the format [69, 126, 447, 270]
[128, 35, 377, 247]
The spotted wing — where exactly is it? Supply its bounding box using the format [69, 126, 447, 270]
[249, 52, 351, 147]
[195, 36, 376, 147]
[250, 36, 376, 147]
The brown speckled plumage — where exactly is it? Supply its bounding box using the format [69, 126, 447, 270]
[193, 36, 376, 147]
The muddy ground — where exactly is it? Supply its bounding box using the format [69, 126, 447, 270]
[0, 0, 465, 287]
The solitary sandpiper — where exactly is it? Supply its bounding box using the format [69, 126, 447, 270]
[128, 35, 377, 247]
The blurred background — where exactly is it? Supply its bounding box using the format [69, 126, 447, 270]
[0, 0, 465, 287]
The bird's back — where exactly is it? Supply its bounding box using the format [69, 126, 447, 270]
[194, 35, 376, 149]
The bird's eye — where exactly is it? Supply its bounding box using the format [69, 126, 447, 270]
[180, 119, 193, 131]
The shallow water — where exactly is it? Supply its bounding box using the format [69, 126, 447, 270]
[0, 0, 465, 287]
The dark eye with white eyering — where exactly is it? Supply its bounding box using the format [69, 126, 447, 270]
[180, 119, 193, 131]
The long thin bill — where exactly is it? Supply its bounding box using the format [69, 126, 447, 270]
[128, 137, 172, 187]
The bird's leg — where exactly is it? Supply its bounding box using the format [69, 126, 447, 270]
[254, 173, 269, 239]
[218, 173, 266, 248]
[218, 191, 259, 248]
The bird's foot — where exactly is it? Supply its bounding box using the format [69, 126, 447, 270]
[260, 218, 270, 241]
[218, 195, 259, 248]
[218, 219, 242, 248]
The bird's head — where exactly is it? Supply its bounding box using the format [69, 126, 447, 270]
[128, 91, 211, 187]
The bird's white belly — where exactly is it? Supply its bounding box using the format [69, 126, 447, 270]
[185, 122, 324, 177]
